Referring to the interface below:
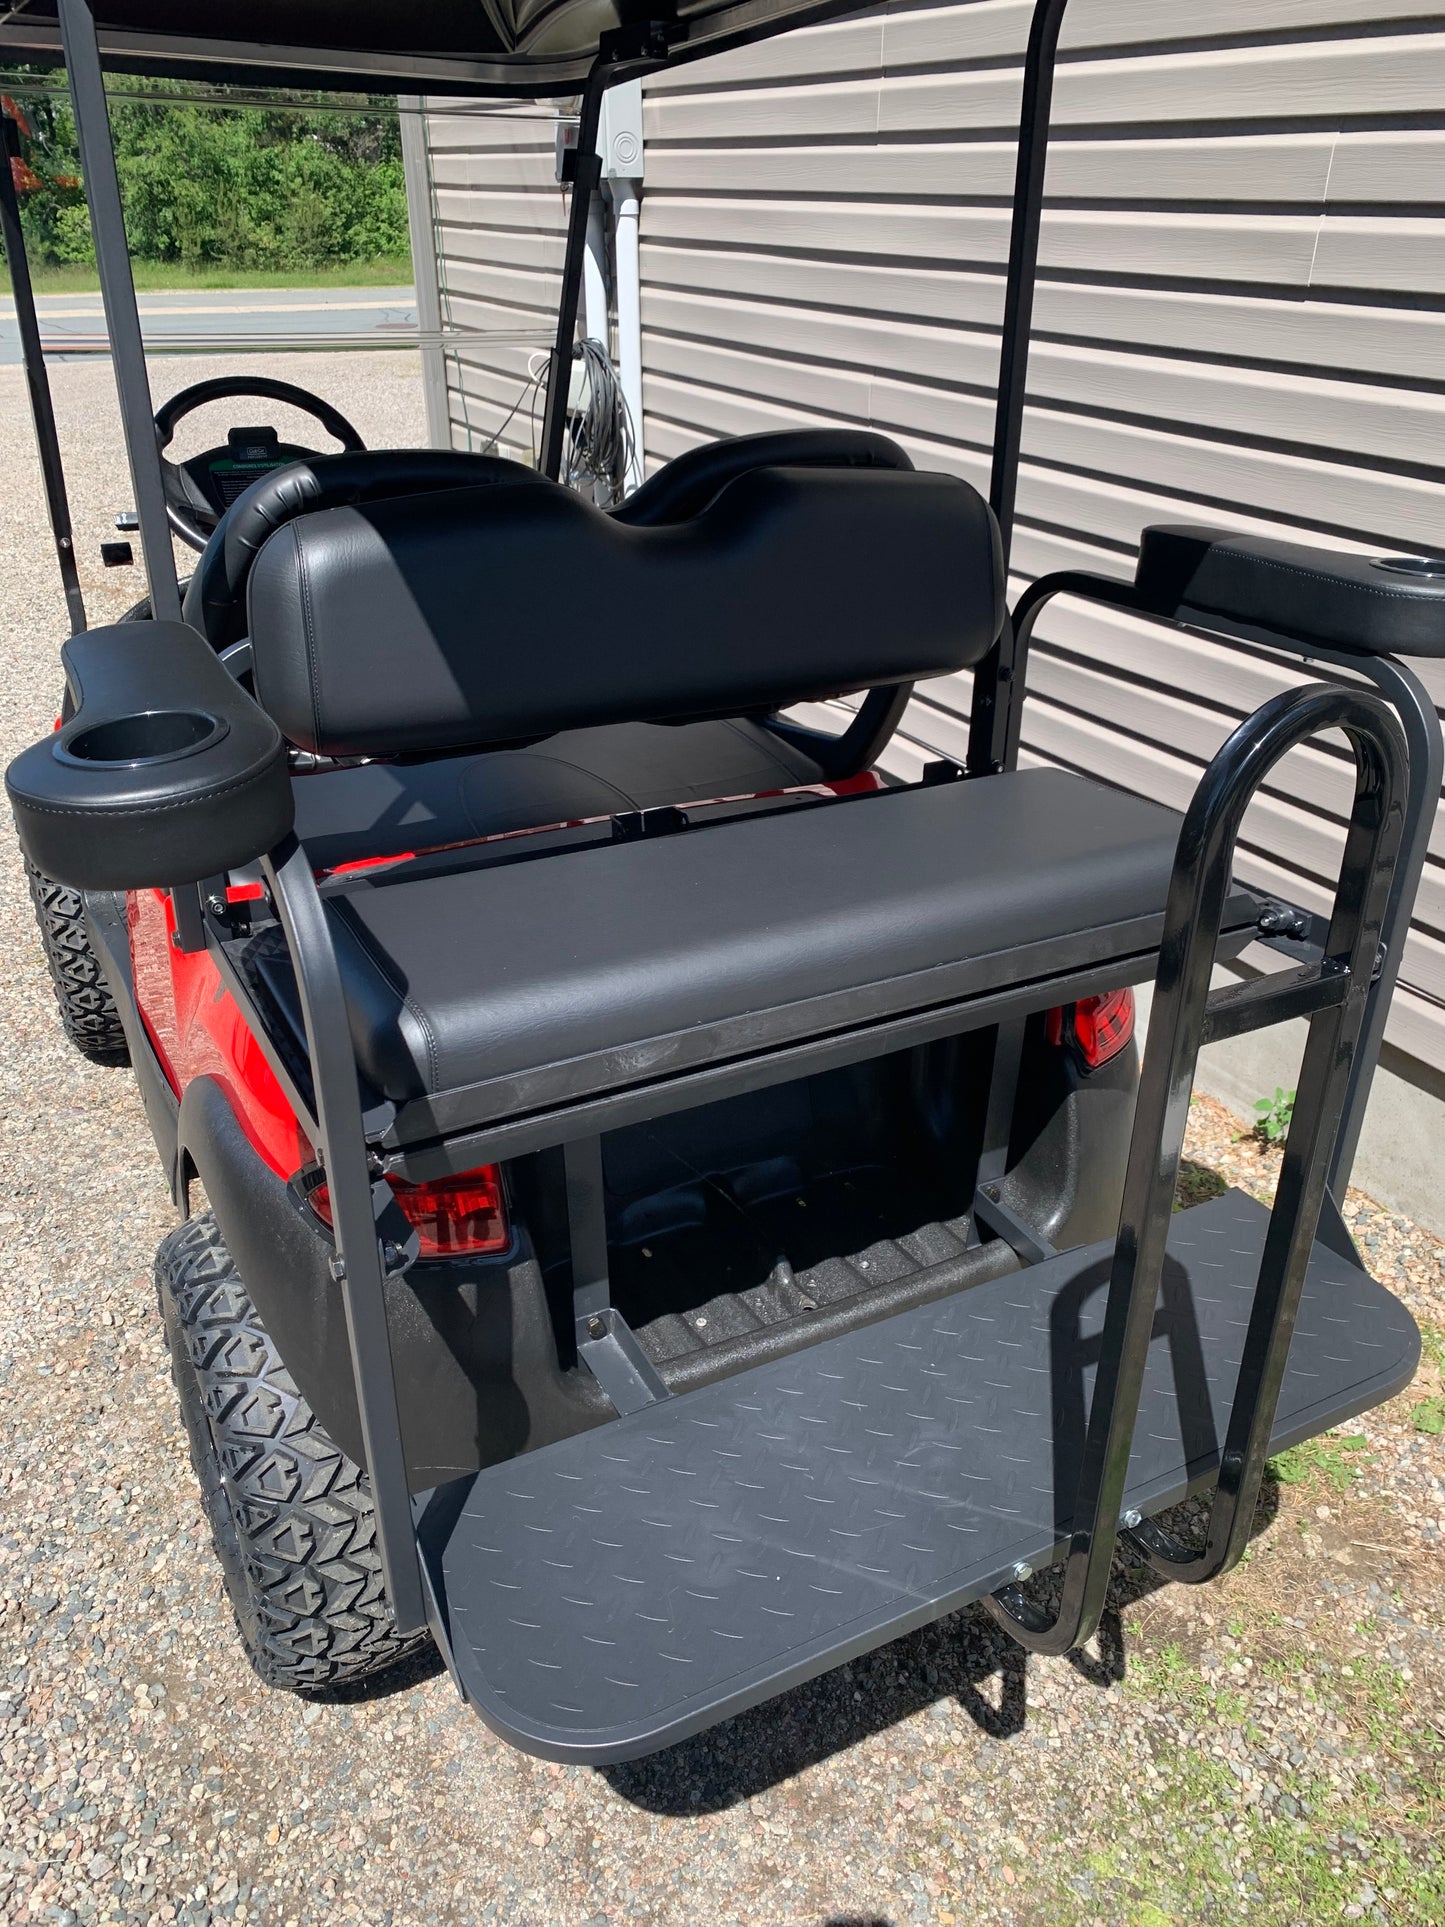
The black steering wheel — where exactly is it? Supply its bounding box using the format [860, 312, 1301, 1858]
[155, 375, 366, 552]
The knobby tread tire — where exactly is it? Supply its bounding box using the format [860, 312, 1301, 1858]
[157, 1213, 430, 1692]
[25, 860, 130, 1063]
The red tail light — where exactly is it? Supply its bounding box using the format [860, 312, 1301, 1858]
[308, 1165, 510, 1258]
[1046, 988, 1136, 1070]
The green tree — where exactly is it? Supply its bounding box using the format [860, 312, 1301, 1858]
[4, 70, 410, 272]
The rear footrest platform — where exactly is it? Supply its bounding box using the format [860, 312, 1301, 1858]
[419, 1190, 1417, 1762]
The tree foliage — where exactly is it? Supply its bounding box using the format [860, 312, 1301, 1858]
[5, 73, 410, 270]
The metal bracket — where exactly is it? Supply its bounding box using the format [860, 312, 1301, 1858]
[578, 1307, 669, 1415]
[972, 1185, 1057, 1267]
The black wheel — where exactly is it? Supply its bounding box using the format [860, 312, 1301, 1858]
[25, 861, 130, 1064]
[157, 1213, 431, 1692]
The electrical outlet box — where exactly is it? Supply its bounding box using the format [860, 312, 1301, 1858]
[598, 81, 643, 181]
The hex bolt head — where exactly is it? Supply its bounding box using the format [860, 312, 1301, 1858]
[1120, 1508, 1143, 1530]
[1009, 1561, 1032, 1583]
[586, 1315, 605, 1340]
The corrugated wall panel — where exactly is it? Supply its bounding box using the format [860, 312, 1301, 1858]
[421, 106, 563, 462]
[628, 0, 1445, 1077]
[424, 0, 1445, 1079]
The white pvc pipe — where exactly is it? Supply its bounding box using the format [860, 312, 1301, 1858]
[582, 192, 609, 351]
[612, 178, 644, 493]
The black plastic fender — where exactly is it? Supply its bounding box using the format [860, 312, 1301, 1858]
[175, 1075, 608, 1490]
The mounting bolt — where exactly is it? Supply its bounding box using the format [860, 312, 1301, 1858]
[586, 1315, 605, 1340]
[203, 894, 227, 918]
[327, 1253, 347, 1282]
[1009, 1561, 1032, 1583]
[1120, 1508, 1143, 1531]
[984, 1184, 1001, 1203]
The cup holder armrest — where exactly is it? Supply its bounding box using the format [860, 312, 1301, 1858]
[5, 620, 293, 891]
[1135, 525, 1445, 659]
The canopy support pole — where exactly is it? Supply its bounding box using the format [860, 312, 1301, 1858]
[1, 107, 87, 634]
[967, 0, 1070, 777]
[540, 65, 609, 481]
[57, 0, 182, 622]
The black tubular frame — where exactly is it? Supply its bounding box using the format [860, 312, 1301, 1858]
[1005, 570, 1444, 1204]
[0, 107, 87, 635]
[988, 680, 1408, 1656]
[55, 0, 182, 621]
[259, 837, 428, 1633]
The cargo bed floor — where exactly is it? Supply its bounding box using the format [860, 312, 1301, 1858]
[418, 1190, 1418, 1763]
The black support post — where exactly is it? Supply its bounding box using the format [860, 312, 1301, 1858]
[539, 67, 609, 482]
[261, 838, 428, 1636]
[0, 108, 87, 634]
[966, 0, 1071, 776]
[56, 0, 182, 622]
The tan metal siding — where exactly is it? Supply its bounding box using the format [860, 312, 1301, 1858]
[420, 2, 1445, 1075]
[423, 105, 563, 462]
[632, 0, 1445, 1076]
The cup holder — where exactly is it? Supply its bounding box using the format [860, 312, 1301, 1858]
[56, 709, 229, 769]
[1371, 555, 1445, 581]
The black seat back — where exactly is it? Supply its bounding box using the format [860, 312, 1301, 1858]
[182, 447, 545, 649]
[613, 427, 914, 526]
[245, 459, 1004, 759]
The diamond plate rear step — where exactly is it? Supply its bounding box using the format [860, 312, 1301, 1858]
[417, 1190, 1417, 1763]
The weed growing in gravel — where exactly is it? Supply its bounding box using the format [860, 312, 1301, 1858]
[1071, 1639, 1445, 1925]
[1268, 1430, 1372, 1493]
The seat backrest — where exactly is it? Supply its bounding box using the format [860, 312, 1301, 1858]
[245, 453, 1004, 759]
[613, 427, 914, 526]
[181, 447, 545, 649]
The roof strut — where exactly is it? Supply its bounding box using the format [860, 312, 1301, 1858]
[966, 0, 1069, 778]
[0, 105, 86, 634]
[56, 0, 182, 622]
[540, 63, 609, 482]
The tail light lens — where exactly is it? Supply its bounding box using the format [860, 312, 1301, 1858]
[307, 1165, 510, 1258]
[1046, 988, 1136, 1071]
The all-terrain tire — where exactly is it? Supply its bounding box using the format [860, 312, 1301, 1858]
[157, 1213, 431, 1692]
[25, 861, 130, 1063]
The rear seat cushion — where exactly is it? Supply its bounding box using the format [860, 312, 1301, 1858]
[248, 771, 1257, 1123]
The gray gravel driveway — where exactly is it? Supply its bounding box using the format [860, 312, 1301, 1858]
[1, 353, 1442, 1927]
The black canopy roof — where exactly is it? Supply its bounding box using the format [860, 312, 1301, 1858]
[0, 0, 870, 96]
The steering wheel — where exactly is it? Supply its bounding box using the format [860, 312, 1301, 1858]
[155, 375, 366, 551]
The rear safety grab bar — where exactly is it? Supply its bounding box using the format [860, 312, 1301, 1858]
[987, 680, 1408, 1657]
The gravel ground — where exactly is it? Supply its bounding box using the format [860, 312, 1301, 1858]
[2, 355, 1442, 1927]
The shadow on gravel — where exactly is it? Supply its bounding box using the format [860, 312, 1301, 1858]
[600, 1481, 1279, 1815]
[306, 1637, 448, 1706]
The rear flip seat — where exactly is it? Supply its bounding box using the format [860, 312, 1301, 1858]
[248, 769, 1259, 1135]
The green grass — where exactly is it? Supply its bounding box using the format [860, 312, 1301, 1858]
[1268, 1430, 1371, 1494]
[1064, 1642, 1445, 1926]
[1, 256, 413, 296]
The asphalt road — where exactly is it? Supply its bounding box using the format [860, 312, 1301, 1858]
[0, 283, 419, 364]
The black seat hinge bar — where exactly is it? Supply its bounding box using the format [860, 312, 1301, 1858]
[987, 680, 1408, 1657]
[564, 1137, 668, 1415]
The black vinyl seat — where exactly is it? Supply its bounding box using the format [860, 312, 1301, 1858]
[289, 718, 833, 871]
[195, 431, 925, 866]
[220, 433, 1232, 1142]
[249, 770, 1257, 1132]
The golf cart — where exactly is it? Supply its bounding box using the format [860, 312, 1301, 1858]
[3, 0, 1441, 1766]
